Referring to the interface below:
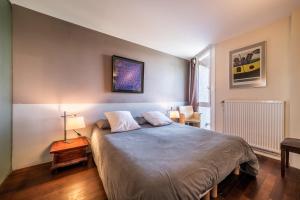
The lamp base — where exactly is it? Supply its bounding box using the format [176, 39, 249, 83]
[63, 139, 73, 144]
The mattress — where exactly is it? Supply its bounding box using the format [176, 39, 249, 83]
[90, 123, 259, 200]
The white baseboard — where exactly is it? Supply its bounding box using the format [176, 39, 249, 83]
[254, 150, 280, 160]
[254, 149, 300, 170]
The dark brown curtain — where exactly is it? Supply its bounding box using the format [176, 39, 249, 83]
[188, 58, 199, 112]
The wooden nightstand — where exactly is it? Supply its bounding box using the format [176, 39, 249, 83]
[50, 137, 89, 172]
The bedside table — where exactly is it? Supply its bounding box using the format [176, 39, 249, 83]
[50, 137, 89, 172]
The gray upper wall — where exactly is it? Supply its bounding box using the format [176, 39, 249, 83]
[12, 5, 189, 104]
[0, 0, 12, 184]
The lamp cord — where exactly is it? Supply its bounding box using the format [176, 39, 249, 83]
[73, 130, 82, 137]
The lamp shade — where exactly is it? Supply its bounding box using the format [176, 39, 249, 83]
[169, 110, 180, 119]
[66, 116, 86, 130]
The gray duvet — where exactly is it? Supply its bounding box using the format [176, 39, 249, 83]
[91, 123, 259, 200]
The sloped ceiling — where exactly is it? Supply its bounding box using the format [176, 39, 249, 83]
[10, 0, 300, 59]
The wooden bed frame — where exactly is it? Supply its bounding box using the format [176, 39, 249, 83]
[201, 165, 240, 200]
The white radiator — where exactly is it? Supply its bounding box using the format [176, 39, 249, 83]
[223, 100, 284, 154]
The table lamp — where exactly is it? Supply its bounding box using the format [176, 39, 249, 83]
[62, 111, 86, 143]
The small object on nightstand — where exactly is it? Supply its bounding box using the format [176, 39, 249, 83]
[169, 110, 180, 122]
[179, 113, 186, 124]
[50, 137, 89, 172]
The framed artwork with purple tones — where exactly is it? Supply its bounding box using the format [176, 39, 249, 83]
[112, 55, 144, 93]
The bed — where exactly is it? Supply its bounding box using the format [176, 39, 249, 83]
[90, 123, 259, 200]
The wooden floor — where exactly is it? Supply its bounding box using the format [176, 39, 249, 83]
[0, 155, 300, 200]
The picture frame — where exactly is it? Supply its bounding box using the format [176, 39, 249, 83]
[229, 41, 266, 88]
[112, 55, 144, 93]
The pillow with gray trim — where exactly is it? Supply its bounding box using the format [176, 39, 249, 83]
[142, 111, 172, 126]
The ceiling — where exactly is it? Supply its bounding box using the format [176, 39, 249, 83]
[10, 0, 300, 59]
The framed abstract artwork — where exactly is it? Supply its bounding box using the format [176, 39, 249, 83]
[112, 55, 144, 93]
[229, 41, 266, 88]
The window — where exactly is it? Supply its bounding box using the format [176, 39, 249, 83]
[197, 49, 214, 130]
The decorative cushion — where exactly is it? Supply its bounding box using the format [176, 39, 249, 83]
[135, 116, 148, 125]
[104, 111, 141, 132]
[96, 119, 111, 129]
[142, 111, 172, 126]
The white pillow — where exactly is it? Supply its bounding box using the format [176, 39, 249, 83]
[142, 111, 172, 126]
[104, 111, 140, 133]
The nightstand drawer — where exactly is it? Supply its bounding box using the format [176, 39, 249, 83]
[50, 137, 89, 172]
[54, 148, 87, 163]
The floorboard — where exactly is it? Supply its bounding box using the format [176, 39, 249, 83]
[0, 155, 299, 200]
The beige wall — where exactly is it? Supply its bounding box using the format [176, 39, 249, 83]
[289, 8, 300, 167]
[12, 5, 188, 104]
[215, 11, 300, 168]
[215, 17, 290, 131]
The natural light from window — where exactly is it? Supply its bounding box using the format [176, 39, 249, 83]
[198, 50, 211, 130]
